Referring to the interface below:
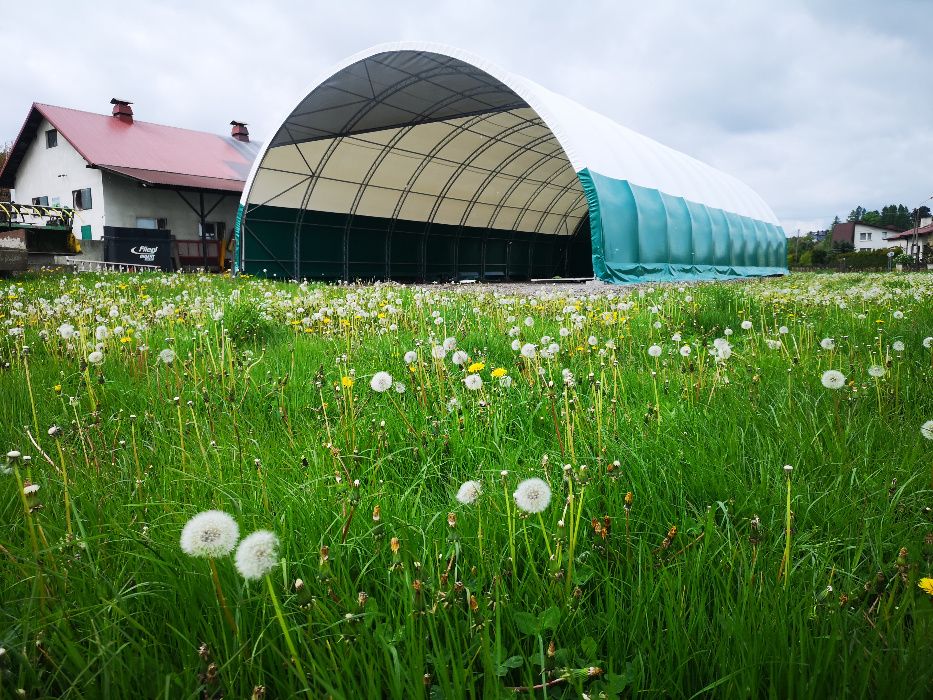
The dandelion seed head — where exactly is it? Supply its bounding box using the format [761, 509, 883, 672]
[513, 477, 552, 513]
[456, 480, 482, 505]
[370, 371, 393, 393]
[647, 344, 662, 358]
[821, 369, 846, 390]
[921, 420, 933, 441]
[234, 530, 279, 580]
[464, 374, 483, 390]
[180, 510, 240, 558]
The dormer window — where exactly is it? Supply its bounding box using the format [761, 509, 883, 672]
[45, 129, 58, 148]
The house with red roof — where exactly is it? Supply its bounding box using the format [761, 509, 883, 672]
[886, 221, 933, 261]
[0, 99, 259, 269]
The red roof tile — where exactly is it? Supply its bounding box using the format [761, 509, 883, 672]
[0, 103, 259, 191]
[100, 166, 247, 193]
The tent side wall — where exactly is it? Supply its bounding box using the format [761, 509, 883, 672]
[240, 204, 583, 281]
[580, 168, 786, 282]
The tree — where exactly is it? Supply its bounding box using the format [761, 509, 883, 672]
[833, 240, 854, 253]
[847, 206, 865, 222]
[861, 210, 882, 226]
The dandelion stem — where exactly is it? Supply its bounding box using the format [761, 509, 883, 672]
[54, 439, 72, 538]
[779, 474, 792, 588]
[265, 574, 310, 692]
[209, 558, 238, 636]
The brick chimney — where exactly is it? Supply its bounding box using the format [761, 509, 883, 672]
[230, 121, 249, 142]
[111, 98, 134, 124]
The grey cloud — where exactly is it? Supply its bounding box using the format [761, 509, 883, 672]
[3, 0, 929, 234]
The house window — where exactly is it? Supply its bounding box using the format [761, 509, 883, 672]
[882, 232, 888, 239]
[72, 188, 92, 210]
[859, 232, 867, 241]
[32, 196, 49, 206]
[867, 232, 872, 241]
[201, 221, 226, 240]
[46, 129, 58, 148]
[136, 217, 158, 229]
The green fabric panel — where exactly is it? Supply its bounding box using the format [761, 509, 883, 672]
[686, 201, 713, 263]
[661, 193, 692, 265]
[633, 186, 669, 263]
[577, 168, 787, 283]
[708, 206, 731, 266]
[80, 225, 92, 241]
[241, 205, 575, 280]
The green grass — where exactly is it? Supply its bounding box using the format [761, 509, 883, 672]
[1, 271, 932, 699]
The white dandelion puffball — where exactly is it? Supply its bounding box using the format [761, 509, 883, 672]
[671, 332, 682, 342]
[779, 326, 789, 335]
[432, 345, 447, 360]
[741, 320, 753, 330]
[513, 478, 552, 514]
[921, 420, 933, 440]
[464, 374, 483, 391]
[456, 480, 482, 505]
[499, 375, 513, 388]
[680, 345, 692, 357]
[868, 365, 886, 378]
[892, 340, 905, 352]
[520, 343, 537, 359]
[180, 510, 240, 558]
[559, 327, 570, 337]
[452, 350, 469, 366]
[923, 337, 933, 349]
[404, 350, 418, 364]
[821, 370, 846, 390]
[87, 350, 104, 365]
[893, 310, 904, 320]
[820, 338, 835, 351]
[58, 323, 76, 340]
[443, 337, 457, 351]
[159, 348, 176, 364]
[647, 344, 662, 358]
[235, 530, 280, 580]
[394, 381, 406, 394]
[370, 371, 393, 393]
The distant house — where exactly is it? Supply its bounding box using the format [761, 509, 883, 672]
[886, 220, 933, 260]
[0, 99, 259, 269]
[830, 221, 903, 253]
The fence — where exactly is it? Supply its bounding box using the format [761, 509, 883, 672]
[65, 258, 160, 273]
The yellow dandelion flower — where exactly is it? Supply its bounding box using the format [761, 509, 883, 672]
[468, 362, 485, 372]
[341, 376, 354, 388]
[491, 367, 507, 378]
[919, 578, 933, 597]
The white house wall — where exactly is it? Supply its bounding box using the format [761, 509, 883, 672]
[852, 223, 905, 253]
[101, 172, 241, 241]
[10, 117, 105, 238]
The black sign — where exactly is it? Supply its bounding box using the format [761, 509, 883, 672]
[103, 227, 173, 270]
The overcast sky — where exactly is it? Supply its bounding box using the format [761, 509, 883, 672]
[4, 0, 931, 234]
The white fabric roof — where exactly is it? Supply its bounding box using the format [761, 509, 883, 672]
[242, 41, 780, 230]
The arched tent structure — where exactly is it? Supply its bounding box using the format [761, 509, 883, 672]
[236, 42, 786, 283]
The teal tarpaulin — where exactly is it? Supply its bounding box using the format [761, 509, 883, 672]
[580, 168, 786, 282]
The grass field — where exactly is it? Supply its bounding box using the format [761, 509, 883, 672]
[1, 271, 932, 699]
